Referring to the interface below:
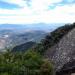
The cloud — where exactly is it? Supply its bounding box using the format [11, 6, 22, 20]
[0, 1, 21, 9]
[40, 4, 75, 23]
[0, 15, 39, 24]
[67, 0, 75, 3]
[0, 7, 33, 16]
[2, 0, 27, 7]
[0, 0, 75, 24]
[2, 0, 62, 7]
[31, 0, 62, 11]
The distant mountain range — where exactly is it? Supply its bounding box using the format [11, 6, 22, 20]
[0, 23, 64, 52]
[0, 23, 64, 31]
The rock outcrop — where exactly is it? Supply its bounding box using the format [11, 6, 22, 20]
[45, 28, 75, 71]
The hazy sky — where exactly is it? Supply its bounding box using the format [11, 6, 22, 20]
[0, 0, 75, 24]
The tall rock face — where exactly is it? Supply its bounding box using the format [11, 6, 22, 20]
[45, 28, 75, 71]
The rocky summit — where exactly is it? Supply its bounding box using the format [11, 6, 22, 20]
[45, 28, 75, 71]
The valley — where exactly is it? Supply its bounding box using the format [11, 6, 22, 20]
[0, 23, 63, 52]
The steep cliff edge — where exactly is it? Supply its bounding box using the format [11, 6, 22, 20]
[44, 27, 75, 71]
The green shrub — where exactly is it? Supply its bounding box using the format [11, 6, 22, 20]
[0, 50, 54, 75]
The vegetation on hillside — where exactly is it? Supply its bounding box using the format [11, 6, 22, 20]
[0, 50, 54, 75]
[12, 41, 36, 52]
[34, 23, 75, 54]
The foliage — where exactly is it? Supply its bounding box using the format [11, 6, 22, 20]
[0, 50, 54, 75]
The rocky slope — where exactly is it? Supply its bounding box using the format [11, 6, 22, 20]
[45, 28, 75, 71]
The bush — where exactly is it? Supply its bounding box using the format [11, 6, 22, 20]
[0, 50, 54, 75]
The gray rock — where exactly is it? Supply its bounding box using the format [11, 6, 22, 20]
[45, 28, 75, 71]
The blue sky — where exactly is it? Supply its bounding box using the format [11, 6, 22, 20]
[0, 0, 75, 24]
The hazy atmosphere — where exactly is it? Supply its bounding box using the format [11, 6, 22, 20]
[0, 0, 75, 24]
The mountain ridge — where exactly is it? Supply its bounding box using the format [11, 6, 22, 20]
[12, 41, 36, 52]
[44, 23, 75, 71]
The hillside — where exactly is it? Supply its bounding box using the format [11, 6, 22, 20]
[35, 23, 75, 54]
[12, 41, 36, 52]
[0, 29, 46, 52]
[1, 23, 75, 75]
[44, 23, 75, 71]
